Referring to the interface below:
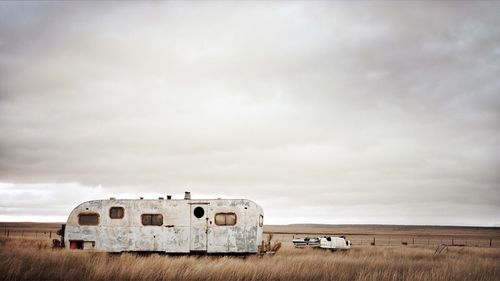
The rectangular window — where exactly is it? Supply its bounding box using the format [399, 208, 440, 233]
[259, 215, 264, 227]
[109, 207, 124, 219]
[78, 213, 99, 226]
[141, 214, 163, 226]
[214, 212, 237, 226]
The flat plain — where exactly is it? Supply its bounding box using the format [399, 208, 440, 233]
[1, 222, 499, 281]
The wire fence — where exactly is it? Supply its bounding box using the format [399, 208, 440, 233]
[348, 235, 497, 247]
[3, 229, 57, 239]
[3, 228, 499, 248]
[267, 232, 500, 248]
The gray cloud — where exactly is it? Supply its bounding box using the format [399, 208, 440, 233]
[0, 1, 499, 225]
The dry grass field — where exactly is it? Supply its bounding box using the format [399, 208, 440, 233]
[1, 223, 500, 281]
[1, 237, 499, 281]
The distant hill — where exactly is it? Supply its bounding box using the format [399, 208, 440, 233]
[2, 222, 499, 239]
[264, 224, 500, 238]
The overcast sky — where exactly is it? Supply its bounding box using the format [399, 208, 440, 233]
[0, 1, 499, 226]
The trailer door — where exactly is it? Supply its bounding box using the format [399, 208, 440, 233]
[190, 204, 208, 252]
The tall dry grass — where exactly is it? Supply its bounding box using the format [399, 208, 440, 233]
[1, 237, 499, 281]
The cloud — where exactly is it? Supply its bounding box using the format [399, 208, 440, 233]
[0, 2, 499, 225]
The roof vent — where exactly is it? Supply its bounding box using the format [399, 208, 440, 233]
[184, 191, 191, 200]
[140, 197, 144, 200]
[167, 195, 172, 200]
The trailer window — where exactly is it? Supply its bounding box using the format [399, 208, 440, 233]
[259, 215, 264, 227]
[193, 207, 205, 218]
[141, 214, 163, 226]
[78, 213, 99, 226]
[215, 213, 237, 226]
[109, 207, 124, 219]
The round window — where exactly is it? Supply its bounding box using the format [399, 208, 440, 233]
[193, 207, 205, 218]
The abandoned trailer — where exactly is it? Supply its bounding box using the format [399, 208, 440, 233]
[60, 192, 264, 254]
[292, 236, 351, 250]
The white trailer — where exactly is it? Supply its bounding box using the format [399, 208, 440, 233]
[319, 236, 351, 250]
[293, 236, 351, 250]
[61, 192, 264, 254]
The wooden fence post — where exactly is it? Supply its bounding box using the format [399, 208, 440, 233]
[490, 239, 492, 247]
[49, 231, 52, 239]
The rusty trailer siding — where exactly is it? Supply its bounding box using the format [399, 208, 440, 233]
[64, 198, 263, 254]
